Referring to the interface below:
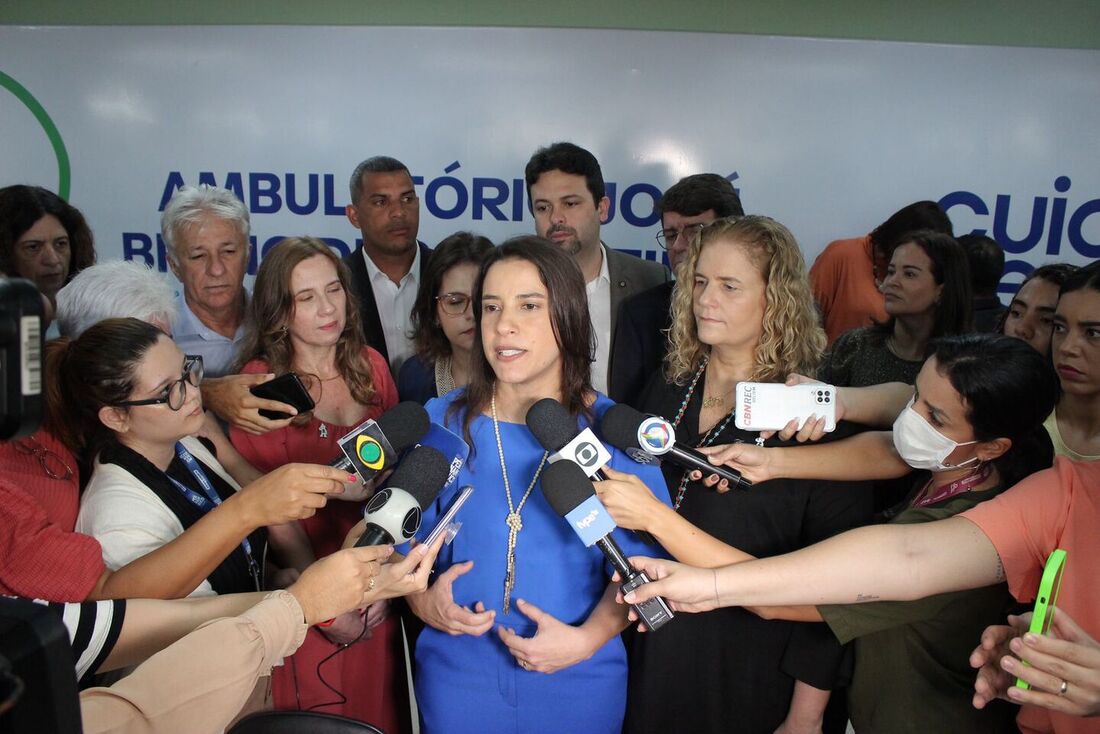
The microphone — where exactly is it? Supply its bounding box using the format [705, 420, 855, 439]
[600, 403, 751, 490]
[527, 398, 659, 546]
[540, 460, 674, 632]
[330, 401, 430, 482]
[355, 445, 450, 547]
[526, 398, 612, 480]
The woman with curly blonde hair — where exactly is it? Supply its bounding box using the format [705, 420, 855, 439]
[601, 215, 871, 733]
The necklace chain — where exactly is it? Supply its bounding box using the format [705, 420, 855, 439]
[670, 356, 738, 509]
[491, 387, 548, 614]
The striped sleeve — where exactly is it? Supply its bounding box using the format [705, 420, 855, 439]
[35, 598, 127, 685]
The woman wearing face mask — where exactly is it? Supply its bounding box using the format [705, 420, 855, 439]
[819, 231, 972, 388]
[398, 232, 494, 403]
[653, 333, 1058, 732]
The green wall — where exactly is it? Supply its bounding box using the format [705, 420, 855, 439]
[2, 0, 1098, 50]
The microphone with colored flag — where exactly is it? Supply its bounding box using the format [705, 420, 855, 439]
[600, 403, 751, 490]
[329, 401, 430, 483]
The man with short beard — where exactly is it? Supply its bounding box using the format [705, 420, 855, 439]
[525, 142, 669, 394]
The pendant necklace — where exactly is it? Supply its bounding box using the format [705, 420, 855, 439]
[491, 386, 548, 614]
[669, 356, 738, 509]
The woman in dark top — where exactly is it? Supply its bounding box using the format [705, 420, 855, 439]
[820, 230, 972, 388]
[601, 216, 872, 734]
[398, 232, 493, 403]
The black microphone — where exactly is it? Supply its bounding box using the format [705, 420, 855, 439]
[527, 398, 660, 546]
[540, 460, 674, 631]
[329, 401, 430, 482]
[601, 403, 751, 490]
[355, 445, 450, 547]
[526, 398, 612, 480]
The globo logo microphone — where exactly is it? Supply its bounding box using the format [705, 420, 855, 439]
[573, 441, 600, 468]
[356, 435, 385, 470]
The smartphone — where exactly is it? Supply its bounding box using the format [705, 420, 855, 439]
[423, 485, 474, 548]
[249, 373, 315, 420]
[1015, 548, 1067, 690]
[734, 382, 837, 433]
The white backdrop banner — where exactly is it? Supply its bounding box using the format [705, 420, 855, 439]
[2, 26, 1098, 296]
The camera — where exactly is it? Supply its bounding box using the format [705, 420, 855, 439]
[0, 277, 44, 441]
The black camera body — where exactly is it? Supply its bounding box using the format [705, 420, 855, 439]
[0, 278, 44, 441]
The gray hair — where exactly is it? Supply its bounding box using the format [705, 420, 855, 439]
[56, 260, 179, 338]
[348, 156, 409, 204]
[161, 185, 250, 267]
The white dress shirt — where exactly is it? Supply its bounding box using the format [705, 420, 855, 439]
[362, 246, 421, 374]
[585, 246, 612, 395]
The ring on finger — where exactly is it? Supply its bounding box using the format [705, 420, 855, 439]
[368, 576, 376, 591]
[519, 659, 530, 670]
[1059, 679, 1069, 696]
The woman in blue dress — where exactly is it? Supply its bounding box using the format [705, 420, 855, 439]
[406, 236, 669, 734]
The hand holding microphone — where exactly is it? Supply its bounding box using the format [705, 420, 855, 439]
[600, 403, 751, 491]
[540, 460, 674, 632]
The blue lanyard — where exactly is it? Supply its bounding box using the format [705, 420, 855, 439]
[168, 442, 261, 591]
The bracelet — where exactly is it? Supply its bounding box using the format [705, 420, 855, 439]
[712, 568, 720, 608]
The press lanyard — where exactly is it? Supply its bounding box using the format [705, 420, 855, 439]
[167, 442, 261, 591]
[911, 463, 993, 509]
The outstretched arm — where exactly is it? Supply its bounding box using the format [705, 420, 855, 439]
[624, 517, 1003, 613]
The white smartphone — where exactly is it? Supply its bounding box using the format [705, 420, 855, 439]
[734, 382, 837, 433]
[423, 485, 474, 548]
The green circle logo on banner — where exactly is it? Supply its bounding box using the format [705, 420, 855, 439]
[0, 71, 71, 200]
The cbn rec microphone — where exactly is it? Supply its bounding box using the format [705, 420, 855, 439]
[600, 403, 751, 490]
[526, 398, 612, 480]
[355, 445, 450, 547]
[330, 401, 430, 482]
[540, 460, 674, 632]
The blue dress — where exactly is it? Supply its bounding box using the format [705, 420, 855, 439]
[414, 391, 670, 734]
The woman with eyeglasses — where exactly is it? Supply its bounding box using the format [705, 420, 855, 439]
[228, 237, 405, 729]
[398, 232, 494, 404]
[41, 318, 351, 600]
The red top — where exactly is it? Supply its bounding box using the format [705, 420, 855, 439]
[229, 347, 407, 731]
[229, 347, 399, 555]
[0, 429, 106, 601]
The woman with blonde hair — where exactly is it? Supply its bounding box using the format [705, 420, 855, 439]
[602, 216, 871, 733]
[229, 237, 404, 730]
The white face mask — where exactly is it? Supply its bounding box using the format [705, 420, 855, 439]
[892, 397, 980, 472]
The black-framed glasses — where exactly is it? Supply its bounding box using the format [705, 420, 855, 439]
[14, 436, 74, 481]
[436, 292, 472, 316]
[655, 222, 707, 249]
[110, 355, 204, 411]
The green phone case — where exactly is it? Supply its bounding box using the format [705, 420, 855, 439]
[1015, 548, 1067, 690]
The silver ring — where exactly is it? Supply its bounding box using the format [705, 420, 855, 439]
[1059, 679, 1069, 696]
[519, 660, 530, 670]
[368, 576, 376, 591]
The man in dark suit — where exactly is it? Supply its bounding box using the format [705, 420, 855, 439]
[525, 142, 670, 394]
[608, 174, 744, 406]
[343, 156, 432, 374]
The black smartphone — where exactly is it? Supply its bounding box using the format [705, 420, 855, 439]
[249, 373, 315, 420]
